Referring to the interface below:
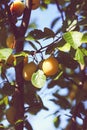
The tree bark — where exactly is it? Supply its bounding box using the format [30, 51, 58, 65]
[14, 6, 32, 130]
[6, 0, 32, 130]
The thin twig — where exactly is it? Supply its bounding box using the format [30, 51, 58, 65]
[54, 0, 64, 23]
[36, 36, 62, 53]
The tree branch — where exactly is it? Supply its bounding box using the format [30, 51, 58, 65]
[14, 1, 32, 130]
[54, 0, 64, 23]
[5, 2, 18, 37]
[19, 0, 32, 37]
[5, 1, 32, 130]
[83, 114, 87, 130]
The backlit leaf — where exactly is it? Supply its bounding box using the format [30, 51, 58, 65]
[58, 43, 71, 52]
[66, 20, 77, 31]
[15, 119, 23, 125]
[53, 116, 60, 128]
[0, 96, 8, 106]
[63, 31, 83, 49]
[81, 33, 87, 43]
[44, 0, 51, 4]
[75, 48, 85, 64]
[3, 96, 8, 105]
[31, 70, 46, 88]
[81, 48, 87, 56]
[0, 48, 12, 60]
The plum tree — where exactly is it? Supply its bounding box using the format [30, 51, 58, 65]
[0, 0, 87, 130]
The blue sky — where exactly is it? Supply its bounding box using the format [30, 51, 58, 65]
[30, 4, 61, 31]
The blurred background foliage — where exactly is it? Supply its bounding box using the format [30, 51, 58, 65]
[0, 0, 87, 130]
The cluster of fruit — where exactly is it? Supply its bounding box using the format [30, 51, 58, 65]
[6, 54, 59, 83]
[5, 56, 59, 124]
[6, 30, 59, 89]
[10, 0, 40, 17]
[23, 56, 59, 80]
[6, 0, 40, 49]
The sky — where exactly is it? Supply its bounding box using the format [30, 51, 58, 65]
[30, 3, 61, 32]
[26, 86, 70, 130]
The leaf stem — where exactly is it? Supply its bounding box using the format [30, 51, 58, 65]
[54, 0, 64, 23]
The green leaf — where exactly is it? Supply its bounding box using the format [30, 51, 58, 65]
[31, 70, 46, 89]
[81, 48, 87, 56]
[58, 43, 71, 52]
[28, 22, 37, 29]
[53, 116, 60, 128]
[0, 66, 1, 74]
[40, 3, 48, 10]
[0, 96, 8, 106]
[63, 31, 83, 49]
[66, 20, 77, 31]
[0, 99, 4, 106]
[14, 51, 30, 58]
[75, 48, 85, 64]
[15, 119, 23, 125]
[81, 33, 87, 43]
[0, 124, 4, 129]
[25, 35, 35, 41]
[3, 96, 8, 105]
[44, 0, 51, 4]
[0, 48, 12, 60]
